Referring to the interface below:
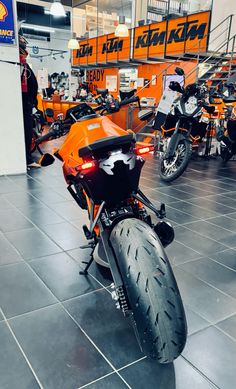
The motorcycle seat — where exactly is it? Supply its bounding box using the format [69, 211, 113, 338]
[79, 133, 135, 158]
[96, 88, 109, 97]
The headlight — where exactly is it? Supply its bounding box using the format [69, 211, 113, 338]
[185, 96, 198, 114]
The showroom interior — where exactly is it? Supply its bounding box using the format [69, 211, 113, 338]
[1, 0, 236, 388]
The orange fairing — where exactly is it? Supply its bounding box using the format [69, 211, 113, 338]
[58, 115, 127, 167]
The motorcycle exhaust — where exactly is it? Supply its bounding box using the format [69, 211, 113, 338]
[154, 221, 175, 248]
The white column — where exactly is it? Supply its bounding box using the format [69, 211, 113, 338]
[0, 43, 26, 175]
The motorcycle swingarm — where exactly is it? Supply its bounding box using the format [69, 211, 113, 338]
[165, 132, 188, 159]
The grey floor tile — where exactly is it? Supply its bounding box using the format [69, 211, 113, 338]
[49, 201, 84, 221]
[173, 268, 236, 323]
[169, 201, 220, 220]
[183, 326, 236, 389]
[179, 257, 236, 299]
[0, 233, 23, 266]
[183, 220, 236, 248]
[188, 197, 236, 215]
[119, 356, 215, 389]
[28, 188, 66, 204]
[5, 227, 62, 260]
[184, 306, 210, 336]
[165, 241, 202, 266]
[0, 195, 14, 211]
[205, 194, 236, 209]
[0, 321, 40, 389]
[226, 212, 236, 220]
[210, 249, 236, 271]
[165, 206, 200, 225]
[18, 203, 64, 227]
[174, 226, 228, 256]
[0, 209, 34, 233]
[0, 262, 57, 318]
[7, 175, 44, 190]
[29, 252, 101, 301]
[217, 314, 236, 340]
[205, 215, 236, 234]
[3, 191, 43, 208]
[41, 222, 87, 251]
[0, 180, 23, 194]
[64, 289, 143, 369]
[10, 304, 112, 389]
[82, 373, 128, 388]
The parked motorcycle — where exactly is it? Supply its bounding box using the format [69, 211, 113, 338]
[216, 101, 236, 162]
[39, 92, 187, 363]
[159, 68, 215, 182]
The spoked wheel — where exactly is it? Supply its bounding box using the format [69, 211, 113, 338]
[160, 139, 192, 182]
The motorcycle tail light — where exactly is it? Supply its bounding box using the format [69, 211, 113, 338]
[76, 161, 96, 172]
[135, 145, 154, 155]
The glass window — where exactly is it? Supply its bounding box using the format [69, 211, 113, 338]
[73, 0, 134, 38]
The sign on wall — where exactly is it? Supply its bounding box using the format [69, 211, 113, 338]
[72, 11, 211, 67]
[0, 0, 15, 45]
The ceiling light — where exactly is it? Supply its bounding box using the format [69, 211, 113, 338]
[68, 33, 80, 50]
[22, 24, 55, 33]
[50, 0, 66, 17]
[115, 16, 129, 37]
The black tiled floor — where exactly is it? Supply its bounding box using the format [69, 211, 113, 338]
[1, 154, 236, 388]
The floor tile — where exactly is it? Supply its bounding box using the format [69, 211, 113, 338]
[183, 326, 236, 389]
[207, 215, 236, 234]
[0, 209, 34, 233]
[174, 226, 228, 256]
[18, 203, 64, 227]
[165, 206, 200, 225]
[188, 197, 235, 215]
[217, 314, 236, 340]
[0, 233, 23, 266]
[0, 180, 23, 194]
[5, 227, 62, 260]
[119, 356, 214, 389]
[28, 188, 65, 204]
[3, 191, 43, 208]
[165, 241, 202, 266]
[0, 321, 40, 389]
[185, 220, 236, 248]
[10, 304, 112, 389]
[173, 268, 236, 323]
[179, 257, 236, 299]
[81, 373, 128, 388]
[0, 195, 14, 210]
[210, 249, 236, 271]
[49, 201, 84, 221]
[41, 222, 87, 251]
[7, 175, 44, 190]
[0, 262, 57, 318]
[64, 289, 143, 369]
[68, 248, 113, 287]
[29, 252, 101, 301]
[169, 201, 220, 220]
[184, 306, 210, 336]
[205, 194, 236, 209]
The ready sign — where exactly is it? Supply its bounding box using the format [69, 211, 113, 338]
[72, 11, 210, 66]
[0, 0, 15, 45]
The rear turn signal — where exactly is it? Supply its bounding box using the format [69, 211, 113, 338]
[135, 145, 154, 155]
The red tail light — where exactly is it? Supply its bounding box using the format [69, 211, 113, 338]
[76, 161, 96, 172]
[135, 145, 155, 155]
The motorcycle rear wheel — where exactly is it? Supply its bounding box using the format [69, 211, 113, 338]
[110, 218, 187, 363]
[160, 139, 192, 182]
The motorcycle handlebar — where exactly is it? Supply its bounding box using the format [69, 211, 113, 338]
[119, 96, 140, 107]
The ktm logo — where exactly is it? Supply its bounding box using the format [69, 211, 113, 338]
[0, 1, 8, 22]
[102, 37, 123, 54]
[76, 43, 93, 58]
[135, 20, 207, 48]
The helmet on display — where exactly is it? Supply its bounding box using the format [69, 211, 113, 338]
[18, 28, 28, 57]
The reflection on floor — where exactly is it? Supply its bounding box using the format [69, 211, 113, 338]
[0, 153, 236, 389]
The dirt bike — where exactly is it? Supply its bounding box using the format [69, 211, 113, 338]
[39, 91, 187, 363]
[158, 69, 215, 182]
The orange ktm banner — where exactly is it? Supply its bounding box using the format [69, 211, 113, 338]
[72, 11, 210, 67]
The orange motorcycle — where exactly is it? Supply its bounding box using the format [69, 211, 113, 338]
[40, 91, 187, 363]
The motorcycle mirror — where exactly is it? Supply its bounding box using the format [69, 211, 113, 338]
[169, 81, 183, 93]
[38, 153, 55, 167]
[45, 108, 54, 118]
[175, 67, 185, 76]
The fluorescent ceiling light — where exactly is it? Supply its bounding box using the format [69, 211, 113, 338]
[50, 0, 66, 17]
[22, 24, 55, 33]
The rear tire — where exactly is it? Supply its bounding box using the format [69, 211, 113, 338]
[110, 218, 187, 363]
[160, 139, 192, 182]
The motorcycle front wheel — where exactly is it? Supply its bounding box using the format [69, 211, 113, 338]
[160, 139, 192, 182]
[110, 218, 187, 363]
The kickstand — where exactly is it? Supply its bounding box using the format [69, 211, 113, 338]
[79, 244, 96, 275]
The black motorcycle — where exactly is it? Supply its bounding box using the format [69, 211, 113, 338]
[159, 70, 215, 182]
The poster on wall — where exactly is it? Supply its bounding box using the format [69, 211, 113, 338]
[0, 0, 15, 45]
[106, 75, 117, 93]
[157, 74, 184, 115]
[37, 68, 48, 90]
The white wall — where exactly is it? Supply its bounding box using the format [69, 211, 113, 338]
[0, 44, 26, 175]
[27, 30, 71, 78]
[209, 0, 236, 51]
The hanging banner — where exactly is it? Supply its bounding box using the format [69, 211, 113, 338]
[72, 11, 210, 67]
[0, 0, 15, 45]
